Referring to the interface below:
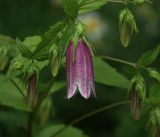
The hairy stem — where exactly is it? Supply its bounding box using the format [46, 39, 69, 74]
[51, 100, 130, 137]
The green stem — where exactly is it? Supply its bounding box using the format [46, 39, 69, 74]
[36, 78, 54, 108]
[10, 79, 26, 100]
[101, 55, 138, 68]
[27, 112, 34, 137]
[51, 100, 130, 137]
[26, 78, 54, 137]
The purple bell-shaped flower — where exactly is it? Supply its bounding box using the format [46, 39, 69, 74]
[66, 39, 96, 99]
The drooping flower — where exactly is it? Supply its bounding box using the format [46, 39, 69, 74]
[129, 74, 146, 120]
[66, 39, 96, 99]
[26, 69, 39, 108]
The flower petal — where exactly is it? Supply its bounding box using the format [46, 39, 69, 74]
[66, 42, 77, 99]
[74, 40, 91, 98]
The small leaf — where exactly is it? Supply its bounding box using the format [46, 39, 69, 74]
[36, 124, 88, 137]
[78, 0, 107, 14]
[138, 45, 160, 66]
[148, 69, 160, 82]
[16, 38, 32, 58]
[62, 0, 79, 18]
[23, 35, 42, 52]
[94, 57, 130, 89]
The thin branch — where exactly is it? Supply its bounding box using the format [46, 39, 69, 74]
[10, 79, 26, 100]
[51, 100, 130, 137]
[101, 55, 138, 68]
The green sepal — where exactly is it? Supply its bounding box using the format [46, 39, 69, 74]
[16, 38, 33, 59]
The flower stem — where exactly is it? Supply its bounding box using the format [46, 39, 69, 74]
[101, 55, 138, 68]
[10, 79, 26, 100]
[27, 112, 33, 137]
[26, 78, 54, 137]
[51, 100, 130, 137]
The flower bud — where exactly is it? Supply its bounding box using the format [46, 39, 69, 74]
[148, 107, 160, 137]
[26, 65, 39, 108]
[66, 38, 95, 99]
[129, 74, 146, 120]
[49, 44, 61, 77]
[119, 8, 138, 47]
[130, 88, 141, 120]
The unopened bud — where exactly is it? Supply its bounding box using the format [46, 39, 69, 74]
[119, 8, 138, 47]
[148, 107, 160, 137]
[129, 74, 146, 120]
[26, 66, 39, 108]
[130, 88, 141, 120]
[49, 45, 61, 77]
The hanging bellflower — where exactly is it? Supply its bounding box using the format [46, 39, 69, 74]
[66, 39, 96, 99]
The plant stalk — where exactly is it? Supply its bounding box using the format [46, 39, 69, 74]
[51, 100, 130, 137]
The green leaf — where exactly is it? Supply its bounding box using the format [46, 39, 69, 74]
[62, 0, 79, 18]
[33, 21, 68, 60]
[36, 124, 88, 137]
[78, 0, 107, 14]
[23, 35, 42, 52]
[0, 34, 17, 48]
[16, 38, 33, 58]
[0, 35, 18, 57]
[148, 69, 160, 82]
[138, 45, 160, 66]
[0, 75, 30, 111]
[94, 57, 130, 89]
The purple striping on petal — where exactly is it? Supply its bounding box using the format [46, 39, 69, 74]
[66, 42, 77, 99]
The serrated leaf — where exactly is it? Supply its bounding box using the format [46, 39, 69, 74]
[33, 21, 67, 60]
[36, 124, 88, 137]
[94, 57, 130, 89]
[78, 0, 106, 14]
[62, 0, 79, 18]
[0, 75, 30, 111]
[138, 45, 160, 66]
[16, 38, 33, 58]
[23, 35, 42, 52]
